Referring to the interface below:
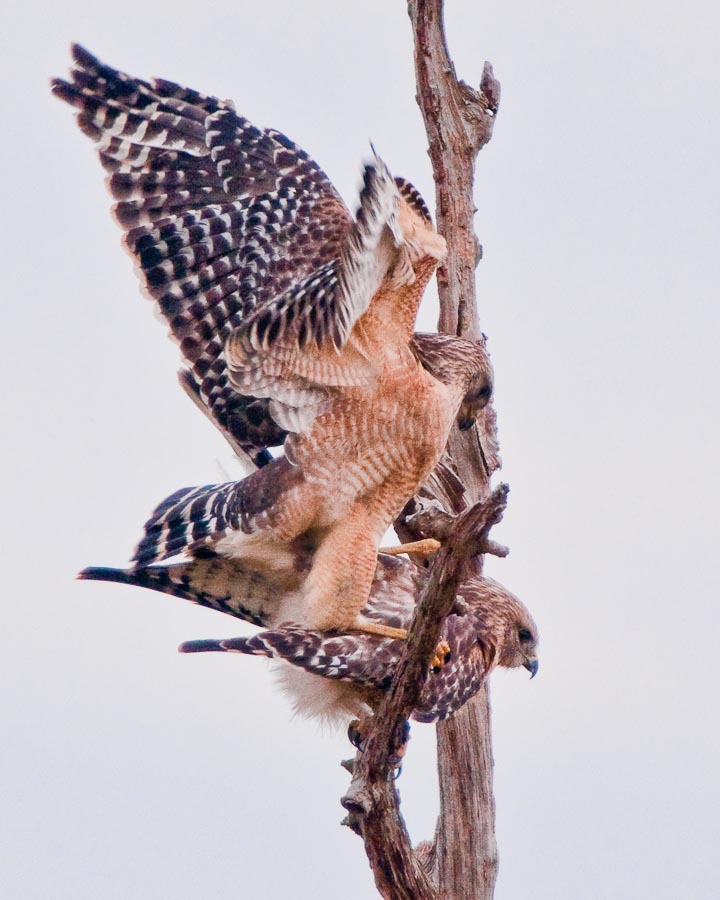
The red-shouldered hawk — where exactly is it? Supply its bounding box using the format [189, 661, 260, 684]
[54, 45, 495, 640]
[81, 554, 538, 724]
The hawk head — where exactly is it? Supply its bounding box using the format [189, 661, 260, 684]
[411, 333, 494, 431]
[464, 576, 539, 678]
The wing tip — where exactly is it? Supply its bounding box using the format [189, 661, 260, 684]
[50, 78, 75, 104]
[70, 42, 92, 66]
[363, 144, 394, 188]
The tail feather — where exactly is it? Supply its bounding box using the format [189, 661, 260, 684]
[179, 635, 275, 656]
[178, 638, 240, 654]
[79, 565, 136, 585]
[78, 556, 287, 626]
[179, 627, 397, 691]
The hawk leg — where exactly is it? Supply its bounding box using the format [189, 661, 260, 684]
[301, 513, 454, 671]
[301, 508, 381, 633]
[348, 716, 409, 771]
[350, 619, 407, 640]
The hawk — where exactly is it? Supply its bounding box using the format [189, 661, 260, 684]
[81, 554, 538, 724]
[54, 45, 495, 640]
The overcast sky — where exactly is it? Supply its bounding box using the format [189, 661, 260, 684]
[2, 1, 719, 898]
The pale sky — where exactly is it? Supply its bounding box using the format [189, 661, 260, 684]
[2, 1, 719, 898]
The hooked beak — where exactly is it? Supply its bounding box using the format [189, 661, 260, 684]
[523, 657, 539, 679]
[458, 417, 476, 431]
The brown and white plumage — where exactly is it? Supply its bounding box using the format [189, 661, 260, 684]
[185, 576, 537, 724]
[81, 555, 538, 724]
[51, 45, 457, 467]
[52, 45, 370, 466]
[125, 328, 492, 636]
[55, 45, 495, 638]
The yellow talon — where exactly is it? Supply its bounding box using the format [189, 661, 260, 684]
[379, 538, 441, 557]
[430, 639, 451, 671]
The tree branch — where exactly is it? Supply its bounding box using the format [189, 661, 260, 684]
[341, 487, 509, 900]
[408, 0, 499, 339]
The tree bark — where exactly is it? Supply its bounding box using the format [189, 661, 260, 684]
[343, 3, 502, 897]
[408, 2, 500, 896]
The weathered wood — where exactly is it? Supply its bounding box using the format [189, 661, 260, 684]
[436, 689, 498, 900]
[408, 0, 499, 339]
[408, 2, 501, 897]
[344, 3, 503, 897]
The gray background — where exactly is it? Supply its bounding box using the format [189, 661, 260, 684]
[2, 1, 718, 897]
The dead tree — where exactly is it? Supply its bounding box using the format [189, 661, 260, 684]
[340, 2, 503, 897]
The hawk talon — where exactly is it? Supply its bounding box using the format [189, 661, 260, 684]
[431, 639, 452, 672]
[389, 720, 411, 772]
[348, 718, 368, 750]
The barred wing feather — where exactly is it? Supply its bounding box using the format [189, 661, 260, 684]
[53, 45, 442, 462]
[52, 44, 350, 465]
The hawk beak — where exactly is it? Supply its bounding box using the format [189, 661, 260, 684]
[523, 657, 539, 679]
[458, 417, 476, 432]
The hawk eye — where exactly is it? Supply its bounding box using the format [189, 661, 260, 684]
[518, 628, 533, 642]
[469, 386, 490, 403]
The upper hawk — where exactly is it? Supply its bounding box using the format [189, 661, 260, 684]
[54, 46, 494, 640]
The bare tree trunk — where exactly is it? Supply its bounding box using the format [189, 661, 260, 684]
[342, 3, 502, 897]
[408, 3, 500, 896]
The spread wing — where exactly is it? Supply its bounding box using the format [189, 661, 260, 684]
[128, 457, 302, 568]
[53, 44, 350, 466]
[53, 45, 442, 464]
